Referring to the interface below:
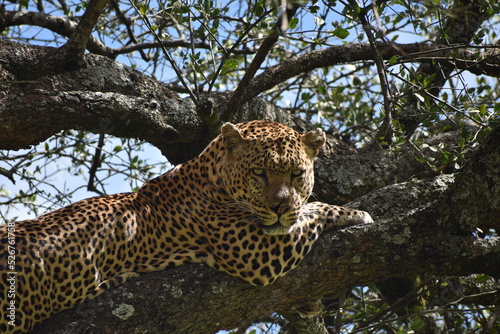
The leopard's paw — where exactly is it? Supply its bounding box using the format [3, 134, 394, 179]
[353, 210, 373, 225]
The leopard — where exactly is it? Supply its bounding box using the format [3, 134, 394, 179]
[0, 120, 373, 333]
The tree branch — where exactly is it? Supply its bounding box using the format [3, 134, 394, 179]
[0, 11, 115, 57]
[0, 0, 110, 80]
[0, 10, 255, 59]
[31, 193, 500, 333]
[224, 3, 301, 120]
[61, 0, 110, 65]
[351, 0, 394, 144]
[109, 0, 150, 61]
[0, 40, 184, 149]
[241, 42, 500, 104]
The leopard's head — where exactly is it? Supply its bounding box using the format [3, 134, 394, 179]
[217, 120, 325, 235]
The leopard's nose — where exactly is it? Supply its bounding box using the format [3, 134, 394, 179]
[270, 204, 286, 213]
[270, 201, 291, 217]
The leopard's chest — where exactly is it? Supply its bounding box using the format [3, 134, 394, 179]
[200, 210, 322, 285]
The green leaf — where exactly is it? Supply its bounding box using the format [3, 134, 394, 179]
[252, 3, 264, 16]
[411, 316, 426, 331]
[332, 27, 350, 39]
[423, 73, 436, 86]
[459, 137, 466, 150]
[352, 76, 362, 86]
[475, 274, 490, 283]
[388, 55, 398, 65]
[139, 4, 148, 15]
[301, 92, 312, 102]
[479, 103, 487, 114]
[309, 5, 319, 14]
[221, 59, 239, 74]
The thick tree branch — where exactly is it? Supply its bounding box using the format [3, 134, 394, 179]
[0, 11, 114, 57]
[31, 189, 500, 333]
[447, 124, 500, 232]
[0, 40, 295, 164]
[3, 40, 495, 152]
[31, 126, 500, 334]
[0, 41, 189, 151]
[241, 42, 500, 104]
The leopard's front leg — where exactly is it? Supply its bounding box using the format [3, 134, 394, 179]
[305, 201, 373, 230]
[328, 204, 373, 226]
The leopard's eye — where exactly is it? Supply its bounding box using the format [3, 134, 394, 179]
[251, 168, 266, 177]
[291, 169, 305, 178]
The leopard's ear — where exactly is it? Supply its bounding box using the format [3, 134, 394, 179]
[221, 122, 245, 152]
[302, 128, 326, 158]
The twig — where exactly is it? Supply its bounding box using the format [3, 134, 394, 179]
[206, 8, 272, 95]
[481, 307, 500, 334]
[391, 71, 487, 128]
[0, 167, 15, 184]
[114, 40, 255, 56]
[62, 0, 110, 64]
[187, 9, 200, 100]
[109, 0, 150, 61]
[346, 0, 393, 144]
[129, 0, 198, 103]
[223, 3, 301, 121]
[87, 133, 105, 195]
[1, 10, 115, 57]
